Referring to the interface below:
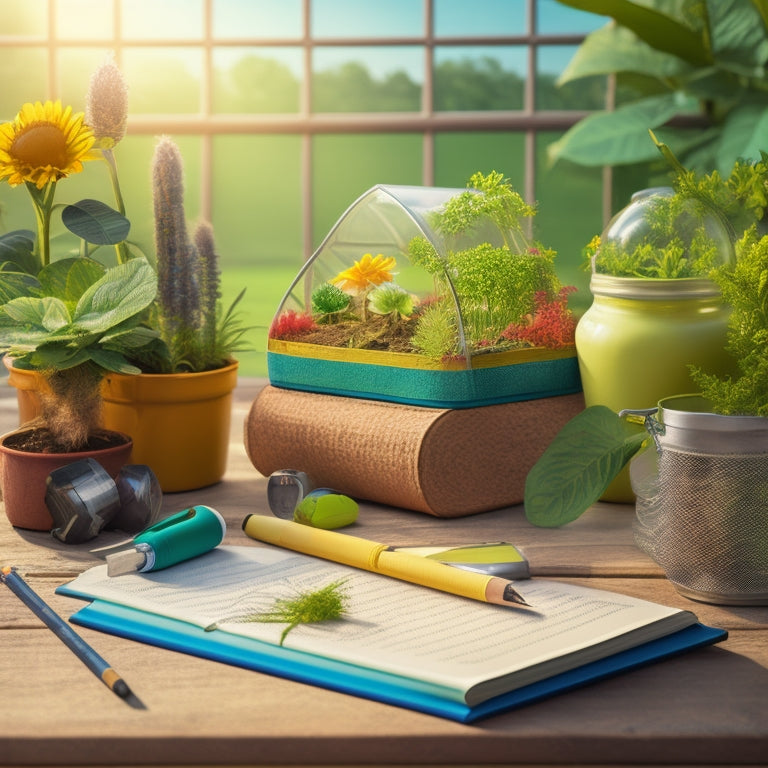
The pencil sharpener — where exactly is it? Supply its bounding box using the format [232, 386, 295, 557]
[267, 469, 313, 519]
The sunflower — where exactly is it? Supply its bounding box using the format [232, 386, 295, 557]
[0, 100, 95, 189]
[332, 253, 397, 292]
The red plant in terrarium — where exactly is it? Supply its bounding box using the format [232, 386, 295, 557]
[270, 310, 316, 340]
[501, 286, 577, 349]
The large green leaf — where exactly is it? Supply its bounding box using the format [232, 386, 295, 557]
[548, 94, 680, 166]
[61, 199, 130, 246]
[73, 258, 157, 333]
[0, 230, 38, 275]
[708, 0, 768, 69]
[0, 270, 41, 304]
[716, 104, 768, 171]
[1, 296, 71, 332]
[524, 406, 648, 528]
[559, 24, 691, 86]
[556, 0, 712, 66]
[37, 257, 106, 303]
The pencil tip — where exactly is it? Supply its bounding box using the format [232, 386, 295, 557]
[502, 583, 531, 607]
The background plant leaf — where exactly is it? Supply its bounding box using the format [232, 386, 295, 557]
[524, 405, 648, 527]
[61, 199, 130, 245]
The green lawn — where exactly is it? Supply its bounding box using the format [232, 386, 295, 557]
[219, 263, 299, 378]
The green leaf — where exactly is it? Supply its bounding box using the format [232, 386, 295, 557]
[1, 296, 71, 333]
[548, 95, 680, 166]
[61, 199, 130, 245]
[38, 257, 106, 303]
[0, 230, 38, 275]
[716, 104, 768, 172]
[556, 0, 712, 66]
[524, 406, 648, 528]
[73, 258, 157, 333]
[0, 270, 40, 304]
[558, 24, 691, 86]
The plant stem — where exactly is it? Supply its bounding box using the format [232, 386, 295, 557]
[102, 148, 130, 264]
[26, 180, 57, 267]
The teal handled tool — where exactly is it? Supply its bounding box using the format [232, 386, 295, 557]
[105, 505, 226, 576]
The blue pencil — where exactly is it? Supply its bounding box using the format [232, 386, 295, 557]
[1, 565, 133, 699]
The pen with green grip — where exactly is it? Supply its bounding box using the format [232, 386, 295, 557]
[106, 505, 226, 576]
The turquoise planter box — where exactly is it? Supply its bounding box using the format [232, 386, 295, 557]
[268, 341, 581, 409]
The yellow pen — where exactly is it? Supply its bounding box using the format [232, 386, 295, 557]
[241, 515, 531, 608]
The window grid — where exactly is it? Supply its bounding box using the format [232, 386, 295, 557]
[13, 0, 604, 259]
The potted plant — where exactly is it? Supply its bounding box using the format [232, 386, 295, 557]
[100, 135, 249, 492]
[3, 58, 249, 494]
[573, 134, 768, 501]
[550, 0, 768, 176]
[0, 95, 157, 529]
[525, 225, 768, 604]
[267, 171, 581, 408]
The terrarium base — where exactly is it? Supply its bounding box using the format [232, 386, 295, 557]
[245, 385, 585, 517]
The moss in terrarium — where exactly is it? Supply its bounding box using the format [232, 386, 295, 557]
[410, 300, 461, 359]
[591, 194, 725, 278]
[368, 283, 414, 323]
[437, 170, 535, 253]
[311, 282, 351, 323]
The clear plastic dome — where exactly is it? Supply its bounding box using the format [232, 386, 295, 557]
[267, 180, 580, 408]
[594, 187, 735, 278]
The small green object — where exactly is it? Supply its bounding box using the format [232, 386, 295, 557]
[255, 579, 350, 645]
[293, 491, 359, 529]
[524, 405, 647, 527]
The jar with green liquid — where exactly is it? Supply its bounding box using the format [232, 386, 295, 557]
[575, 188, 735, 502]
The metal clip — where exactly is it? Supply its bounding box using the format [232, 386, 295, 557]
[618, 407, 664, 451]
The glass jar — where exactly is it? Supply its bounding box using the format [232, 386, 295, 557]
[575, 274, 734, 502]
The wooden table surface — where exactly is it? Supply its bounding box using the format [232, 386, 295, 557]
[1, 377, 767, 767]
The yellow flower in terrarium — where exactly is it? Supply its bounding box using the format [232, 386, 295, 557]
[332, 253, 396, 292]
[0, 100, 95, 189]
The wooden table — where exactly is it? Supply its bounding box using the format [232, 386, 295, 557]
[1, 378, 767, 767]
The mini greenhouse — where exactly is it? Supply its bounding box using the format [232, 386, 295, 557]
[268, 174, 581, 408]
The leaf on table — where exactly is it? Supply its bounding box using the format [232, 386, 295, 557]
[524, 405, 648, 528]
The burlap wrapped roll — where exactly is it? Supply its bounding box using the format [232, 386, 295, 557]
[244, 386, 584, 517]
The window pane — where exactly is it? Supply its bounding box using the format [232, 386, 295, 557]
[0, 0, 46, 35]
[0, 48, 47, 114]
[312, 47, 422, 112]
[434, 133, 526, 192]
[312, 134, 422, 249]
[121, 0, 203, 39]
[434, 0, 526, 37]
[536, 0, 607, 34]
[122, 49, 202, 113]
[213, 48, 302, 113]
[535, 131, 603, 311]
[312, 0, 423, 38]
[212, 135, 303, 265]
[59, 49, 115, 108]
[56, 0, 113, 40]
[213, 0, 303, 38]
[536, 45, 606, 110]
[434, 47, 525, 111]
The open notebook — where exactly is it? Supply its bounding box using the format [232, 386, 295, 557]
[58, 544, 726, 722]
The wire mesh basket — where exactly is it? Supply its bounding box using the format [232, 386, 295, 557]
[624, 394, 768, 605]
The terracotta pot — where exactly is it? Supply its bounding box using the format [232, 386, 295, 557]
[100, 361, 238, 492]
[0, 429, 133, 531]
[3, 357, 47, 426]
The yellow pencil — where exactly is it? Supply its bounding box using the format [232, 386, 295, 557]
[242, 515, 531, 608]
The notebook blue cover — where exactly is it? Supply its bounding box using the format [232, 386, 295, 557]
[67, 598, 726, 723]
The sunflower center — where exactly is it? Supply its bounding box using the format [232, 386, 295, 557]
[11, 123, 69, 169]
